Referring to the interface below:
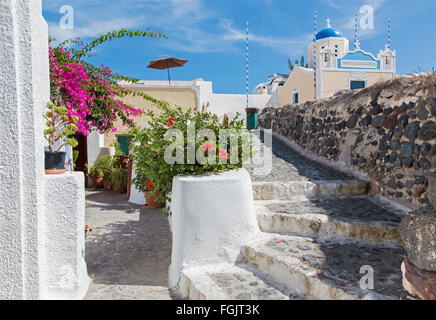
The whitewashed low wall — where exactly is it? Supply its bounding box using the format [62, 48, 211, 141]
[208, 94, 271, 119]
[86, 131, 114, 167]
[168, 168, 259, 289]
[128, 166, 146, 205]
[42, 173, 90, 299]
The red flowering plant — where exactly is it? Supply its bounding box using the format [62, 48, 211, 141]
[48, 29, 168, 136]
[134, 168, 154, 193]
[130, 102, 253, 215]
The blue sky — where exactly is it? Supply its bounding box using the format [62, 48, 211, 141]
[43, 0, 436, 93]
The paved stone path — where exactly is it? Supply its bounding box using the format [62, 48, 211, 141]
[84, 190, 173, 300]
[182, 132, 411, 300]
[83, 132, 410, 300]
[245, 133, 354, 182]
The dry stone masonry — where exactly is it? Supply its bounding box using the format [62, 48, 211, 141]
[258, 75, 436, 300]
[259, 74, 436, 209]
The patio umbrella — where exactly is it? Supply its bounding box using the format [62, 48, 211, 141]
[147, 56, 188, 85]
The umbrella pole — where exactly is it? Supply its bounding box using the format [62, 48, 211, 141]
[167, 60, 171, 85]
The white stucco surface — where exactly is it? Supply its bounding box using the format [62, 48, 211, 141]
[128, 166, 146, 205]
[42, 173, 90, 300]
[86, 130, 114, 184]
[168, 169, 259, 289]
[0, 0, 49, 299]
[195, 79, 272, 118]
[0, 0, 89, 299]
[86, 130, 106, 167]
[208, 94, 271, 119]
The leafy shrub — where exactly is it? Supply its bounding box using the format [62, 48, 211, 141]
[88, 165, 103, 177]
[111, 139, 124, 157]
[111, 168, 128, 192]
[94, 155, 114, 181]
[130, 103, 253, 215]
[73, 150, 79, 169]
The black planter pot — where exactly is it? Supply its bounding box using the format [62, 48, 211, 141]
[45, 151, 66, 174]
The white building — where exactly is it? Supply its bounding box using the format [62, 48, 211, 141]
[253, 73, 288, 106]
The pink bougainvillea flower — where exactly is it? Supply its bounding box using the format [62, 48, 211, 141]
[49, 42, 144, 135]
[219, 149, 229, 160]
[111, 128, 117, 132]
[202, 141, 214, 152]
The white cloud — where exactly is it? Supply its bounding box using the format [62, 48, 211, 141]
[218, 18, 312, 56]
[48, 16, 145, 42]
[317, 0, 391, 42]
[44, 0, 314, 55]
[321, 0, 388, 11]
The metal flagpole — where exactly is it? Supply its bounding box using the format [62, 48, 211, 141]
[388, 17, 391, 48]
[313, 11, 317, 99]
[354, 13, 360, 49]
[246, 21, 249, 109]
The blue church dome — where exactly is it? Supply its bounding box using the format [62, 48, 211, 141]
[316, 27, 343, 40]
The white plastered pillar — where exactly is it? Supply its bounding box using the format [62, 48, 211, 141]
[0, 0, 89, 299]
[0, 0, 49, 299]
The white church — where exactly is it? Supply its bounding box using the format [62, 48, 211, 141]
[259, 18, 398, 106]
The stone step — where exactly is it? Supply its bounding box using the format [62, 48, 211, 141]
[252, 180, 370, 200]
[85, 282, 172, 300]
[241, 234, 410, 300]
[255, 196, 407, 244]
[178, 263, 301, 300]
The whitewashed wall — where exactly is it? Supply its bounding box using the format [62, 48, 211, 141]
[208, 94, 271, 119]
[168, 169, 259, 289]
[0, 0, 49, 299]
[42, 173, 90, 299]
[0, 0, 89, 299]
[194, 79, 272, 119]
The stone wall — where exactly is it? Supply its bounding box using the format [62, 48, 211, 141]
[259, 74, 436, 209]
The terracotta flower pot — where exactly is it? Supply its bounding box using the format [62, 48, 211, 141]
[144, 191, 165, 209]
[91, 175, 103, 188]
[103, 180, 112, 190]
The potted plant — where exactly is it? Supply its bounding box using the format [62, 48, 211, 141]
[112, 139, 130, 169]
[103, 176, 112, 191]
[43, 102, 79, 174]
[94, 155, 113, 190]
[111, 167, 128, 193]
[102, 160, 113, 190]
[87, 165, 103, 188]
[134, 169, 165, 208]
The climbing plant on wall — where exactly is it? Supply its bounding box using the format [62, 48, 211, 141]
[49, 28, 168, 136]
